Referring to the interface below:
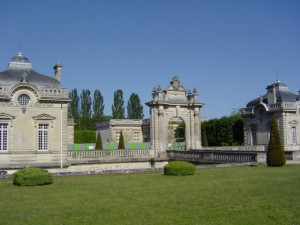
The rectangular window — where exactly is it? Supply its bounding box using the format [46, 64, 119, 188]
[0, 123, 8, 151]
[115, 131, 121, 143]
[291, 127, 297, 145]
[133, 132, 140, 142]
[38, 124, 48, 151]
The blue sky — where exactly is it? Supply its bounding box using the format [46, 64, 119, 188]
[1, 0, 299, 119]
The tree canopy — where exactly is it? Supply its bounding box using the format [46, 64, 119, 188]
[127, 93, 144, 119]
[112, 89, 125, 119]
[93, 89, 105, 119]
[201, 114, 243, 146]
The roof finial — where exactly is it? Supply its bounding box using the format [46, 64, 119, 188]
[276, 70, 280, 83]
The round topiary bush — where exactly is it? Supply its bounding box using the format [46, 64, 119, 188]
[164, 161, 196, 176]
[12, 168, 53, 186]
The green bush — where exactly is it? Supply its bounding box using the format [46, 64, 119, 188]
[164, 161, 196, 176]
[267, 117, 286, 167]
[74, 130, 96, 143]
[12, 168, 53, 186]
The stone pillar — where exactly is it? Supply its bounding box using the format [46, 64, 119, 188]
[194, 108, 201, 149]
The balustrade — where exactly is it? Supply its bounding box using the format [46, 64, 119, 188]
[67, 149, 150, 158]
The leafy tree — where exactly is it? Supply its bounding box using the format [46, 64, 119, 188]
[118, 131, 125, 149]
[201, 114, 243, 146]
[80, 89, 92, 130]
[112, 89, 125, 119]
[95, 132, 103, 150]
[201, 126, 208, 147]
[68, 88, 80, 119]
[127, 93, 144, 119]
[175, 122, 185, 139]
[93, 89, 105, 119]
[267, 117, 286, 167]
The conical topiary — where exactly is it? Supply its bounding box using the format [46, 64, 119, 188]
[201, 127, 208, 147]
[95, 132, 103, 150]
[118, 131, 125, 149]
[267, 117, 286, 167]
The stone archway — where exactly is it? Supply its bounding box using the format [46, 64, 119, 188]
[146, 76, 204, 157]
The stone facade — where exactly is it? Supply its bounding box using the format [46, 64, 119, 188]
[96, 119, 148, 144]
[241, 80, 300, 152]
[0, 53, 73, 169]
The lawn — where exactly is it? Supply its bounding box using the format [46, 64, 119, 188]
[0, 165, 299, 225]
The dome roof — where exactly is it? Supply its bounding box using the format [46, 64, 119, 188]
[246, 80, 299, 107]
[0, 52, 60, 88]
[10, 52, 31, 64]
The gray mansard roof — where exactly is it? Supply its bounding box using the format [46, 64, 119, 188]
[0, 52, 61, 88]
[246, 80, 299, 107]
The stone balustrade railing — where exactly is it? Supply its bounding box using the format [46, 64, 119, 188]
[67, 149, 150, 158]
[200, 146, 265, 151]
[167, 150, 258, 163]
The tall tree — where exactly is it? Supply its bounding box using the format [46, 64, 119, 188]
[93, 89, 105, 119]
[127, 93, 144, 119]
[201, 126, 208, 147]
[68, 88, 80, 119]
[267, 117, 286, 167]
[112, 89, 125, 119]
[80, 89, 92, 130]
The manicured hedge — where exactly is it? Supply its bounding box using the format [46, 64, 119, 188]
[12, 168, 53, 186]
[164, 161, 196, 176]
[74, 130, 96, 143]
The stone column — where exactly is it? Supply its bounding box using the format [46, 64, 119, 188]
[194, 108, 201, 149]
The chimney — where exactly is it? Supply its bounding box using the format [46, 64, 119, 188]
[53, 62, 63, 82]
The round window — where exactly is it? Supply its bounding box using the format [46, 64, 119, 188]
[18, 94, 31, 107]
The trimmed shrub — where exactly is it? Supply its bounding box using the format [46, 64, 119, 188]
[95, 132, 103, 150]
[118, 131, 125, 149]
[267, 117, 286, 167]
[164, 161, 196, 176]
[12, 168, 53, 186]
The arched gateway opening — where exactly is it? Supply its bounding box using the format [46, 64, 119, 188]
[146, 76, 204, 157]
[168, 117, 186, 150]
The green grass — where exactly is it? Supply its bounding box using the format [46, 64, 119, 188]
[0, 165, 299, 225]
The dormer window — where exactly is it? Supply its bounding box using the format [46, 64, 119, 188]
[18, 94, 30, 107]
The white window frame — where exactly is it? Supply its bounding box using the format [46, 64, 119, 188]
[32, 114, 55, 152]
[133, 132, 140, 142]
[38, 124, 49, 151]
[0, 123, 8, 151]
[291, 127, 297, 145]
[115, 131, 121, 143]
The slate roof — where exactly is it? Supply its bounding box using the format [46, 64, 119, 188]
[0, 52, 60, 88]
[246, 81, 299, 107]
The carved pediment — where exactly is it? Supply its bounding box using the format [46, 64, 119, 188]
[0, 113, 15, 120]
[289, 120, 299, 125]
[32, 114, 56, 121]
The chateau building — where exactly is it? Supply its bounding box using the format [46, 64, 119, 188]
[0, 52, 74, 169]
[242, 80, 300, 152]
